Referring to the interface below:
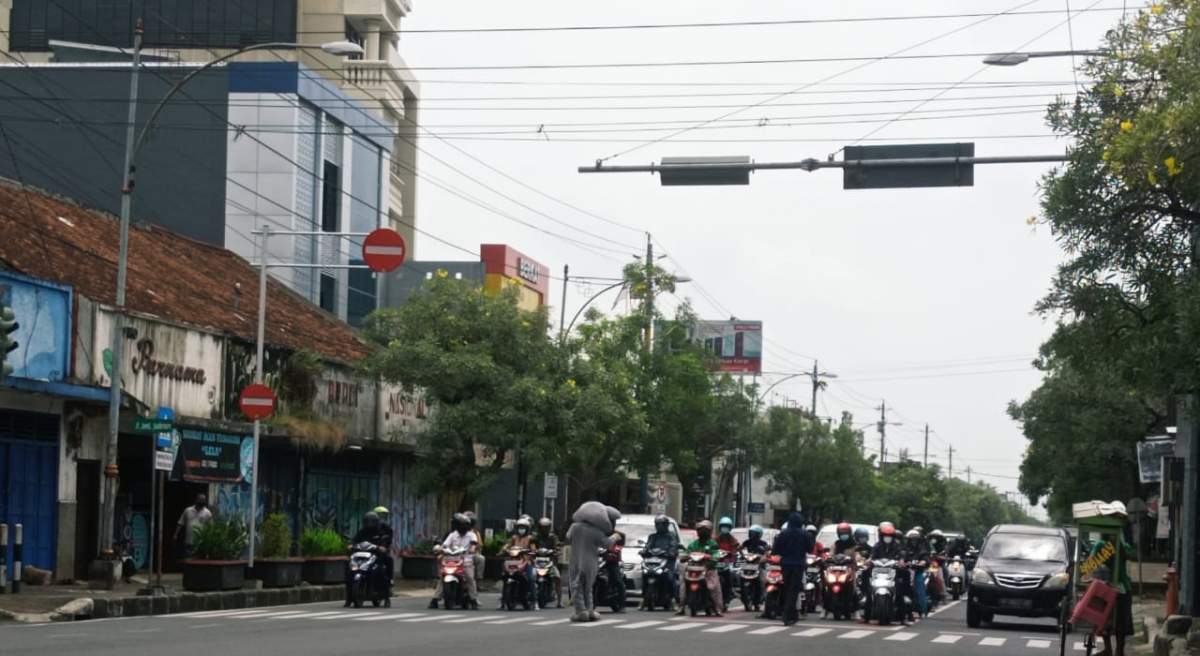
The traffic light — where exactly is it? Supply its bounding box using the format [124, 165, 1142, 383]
[1, 305, 18, 380]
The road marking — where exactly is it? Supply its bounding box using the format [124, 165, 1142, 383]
[125, 628, 163, 634]
[576, 619, 624, 627]
[170, 610, 250, 619]
[443, 615, 506, 624]
[319, 612, 382, 620]
[659, 622, 706, 631]
[219, 611, 278, 618]
[249, 611, 310, 620]
[792, 628, 833, 637]
[1027, 639, 1052, 649]
[747, 626, 789, 635]
[979, 637, 1007, 646]
[886, 632, 920, 641]
[929, 600, 961, 616]
[49, 633, 90, 638]
[704, 623, 750, 633]
[616, 621, 666, 629]
[933, 634, 964, 644]
[532, 618, 571, 626]
[354, 612, 426, 621]
[484, 616, 541, 625]
[838, 629, 876, 639]
[188, 623, 224, 629]
[280, 612, 350, 620]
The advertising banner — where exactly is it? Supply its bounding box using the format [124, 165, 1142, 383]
[691, 320, 763, 374]
[1137, 437, 1176, 483]
[177, 429, 251, 483]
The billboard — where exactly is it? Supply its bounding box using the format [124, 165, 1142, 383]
[1137, 437, 1176, 483]
[691, 321, 763, 374]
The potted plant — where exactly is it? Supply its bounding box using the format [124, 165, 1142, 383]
[399, 537, 441, 579]
[182, 517, 249, 592]
[252, 514, 303, 588]
[300, 528, 348, 585]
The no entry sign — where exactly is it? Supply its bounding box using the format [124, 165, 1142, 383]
[362, 228, 407, 273]
[239, 383, 277, 421]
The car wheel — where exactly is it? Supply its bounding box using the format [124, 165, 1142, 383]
[966, 601, 982, 628]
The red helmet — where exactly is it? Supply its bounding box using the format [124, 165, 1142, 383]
[880, 524, 897, 537]
[836, 522, 852, 540]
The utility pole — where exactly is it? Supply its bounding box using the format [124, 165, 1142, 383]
[100, 19, 144, 576]
[948, 446, 955, 479]
[924, 424, 930, 468]
[807, 361, 837, 418]
[877, 400, 888, 469]
[640, 233, 653, 512]
[558, 264, 568, 340]
[967, 466, 972, 484]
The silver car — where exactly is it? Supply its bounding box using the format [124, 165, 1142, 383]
[616, 514, 681, 599]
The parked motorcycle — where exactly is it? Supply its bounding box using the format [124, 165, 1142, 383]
[347, 541, 390, 608]
[821, 553, 856, 620]
[533, 547, 559, 609]
[803, 553, 822, 615]
[761, 554, 784, 620]
[500, 546, 532, 611]
[867, 558, 903, 626]
[639, 547, 674, 611]
[945, 556, 966, 601]
[682, 550, 725, 617]
[594, 544, 626, 613]
[438, 546, 471, 610]
[738, 550, 765, 612]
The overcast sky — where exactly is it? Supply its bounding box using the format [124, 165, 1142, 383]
[397, 1, 1135, 518]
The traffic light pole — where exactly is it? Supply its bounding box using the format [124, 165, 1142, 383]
[578, 154, 1068, 175]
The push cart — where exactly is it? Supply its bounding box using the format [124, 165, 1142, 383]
[1060, 502, 1127, 656]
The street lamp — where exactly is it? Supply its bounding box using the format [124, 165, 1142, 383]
[560, 275, 692, 339]
[98, 24, 364, 572]
[982, 49, 1103, 66]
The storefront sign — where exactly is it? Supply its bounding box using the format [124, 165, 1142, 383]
[380, 383, 430, 445]
[517, 257, 541, 285]
[133, 417, 174, 433]
[131, 338, 207, 384]
[314, 367, 376, 439]
[178, 429, 251, 483]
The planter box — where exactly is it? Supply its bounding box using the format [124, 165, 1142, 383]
[251, 558, 304, 588]
[302, 556, 348, 585]
[484, 556, 504, 580]
[181, 560, 247, 592]
[401, 555, 438, 579]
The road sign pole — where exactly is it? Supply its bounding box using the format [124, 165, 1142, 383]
[249, 227, 269, 568]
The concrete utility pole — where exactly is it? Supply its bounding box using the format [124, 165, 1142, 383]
[558, 264, 569, 340]
[924, 424, 930, 468]
[877, 401, 888, 468]
[640, 233, 653, 512]
[948, 446, 955, 479]
[967, 466, 973, 484]
[807, 361, 837, 417]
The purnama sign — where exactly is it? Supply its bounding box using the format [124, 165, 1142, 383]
[690, 320, 763, 375]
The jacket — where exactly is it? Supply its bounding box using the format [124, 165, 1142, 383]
[771, 512, 813, 568]
[716, 534, 740, 561]
[904, 540, 930, 565]
[870, 538, 904, 561]
[351, 523, 393, 551]
[643, 530, 679, 557]
[741, 537, 770, 555]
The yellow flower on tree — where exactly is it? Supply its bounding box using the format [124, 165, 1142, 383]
[1165, 156, 1183, 177]
[1151, 4, 1165, 15]
[1120, 120, 1134, 132]
[436, 268, 449, 279]
[1148, 170, 1159, 185]
[1113, 84, 1125, 97]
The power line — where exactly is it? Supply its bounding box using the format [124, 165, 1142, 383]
[835, 366, 1036, 383]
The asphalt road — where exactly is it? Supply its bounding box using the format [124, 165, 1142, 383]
[0, 592, 1093, 655]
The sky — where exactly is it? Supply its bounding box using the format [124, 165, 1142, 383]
[396, 0, 1140, 519]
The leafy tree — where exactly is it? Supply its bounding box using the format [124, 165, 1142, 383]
[943, 479, 1037, 544]
[362, 276, 555, 511]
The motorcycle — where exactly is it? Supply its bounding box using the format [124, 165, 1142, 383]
[911, 559, 931, 618]
[347, 541, 390, 608]
[803, 553, 822, 615]
[717, 552, 737, 611]
[533, 548, 560, 609]
[927, 557, 945, 610]
[594, 544, 626, 613]
[821, 553, 856, 620]
[965, 547, 979, 571]
[945, 556, 966, 601]
[639, 547, 674, 611]
[761, 554, 784, 620]
[438, 546, 471, 610]
[738, 550, 766, 612]
[867, 558, 903, 626]
[682, 550, 725, 617]
[500, 546, 532, 611]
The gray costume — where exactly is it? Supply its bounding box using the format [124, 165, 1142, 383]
[567, 502, 620, 618]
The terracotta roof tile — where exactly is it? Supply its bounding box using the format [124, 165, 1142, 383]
[0, 179, 370, 363]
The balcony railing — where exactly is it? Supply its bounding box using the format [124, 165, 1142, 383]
[343, 59, 406, 118]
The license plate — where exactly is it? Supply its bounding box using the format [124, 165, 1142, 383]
[999, 598, 1033, 610]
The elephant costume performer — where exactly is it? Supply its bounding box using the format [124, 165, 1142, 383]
[566, 502, 621, 621]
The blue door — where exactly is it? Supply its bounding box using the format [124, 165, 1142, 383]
[0, 411, 59, 582]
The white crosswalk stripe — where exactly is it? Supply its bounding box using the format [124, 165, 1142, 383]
[219, 611, 280, 618]
[885, 632, 919, 641]
[979, 637, 1007, 646]
[838, 629, 875, 639]
[746, 626, 789, 635]
[932, 634, 964, 644]
[616, 621, 666, 629]
[792, 628, 833, 637]
[484, 616, 542, 625]
[318, 612, 381, 621]
[703, 623, 750, 633]
[1027, 639, 1053, 649]
[659, 622, 706, 631]
[252, 612, 311, 620]
[442, 615, 506, 624]
[355, 613, 425, 621]
[275, 612, 346, 620]
[1074, 642, 1087, 651]
[532, 618, 571, 626]
[575, 619, 624, 628]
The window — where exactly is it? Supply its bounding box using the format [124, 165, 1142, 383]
[982, 535, 1067, 562]
[319, 274, 337, 314]
[344, 20, 364, 61]
[347, 263, 375, 327]
[321, 161, 340, 233]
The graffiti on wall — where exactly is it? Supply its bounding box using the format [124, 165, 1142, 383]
[379, 456, 440, 551]
[304, 470, 378, 539]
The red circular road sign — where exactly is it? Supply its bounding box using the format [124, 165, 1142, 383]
[362, 228, 407, 273]
[239, 383, 277, 421]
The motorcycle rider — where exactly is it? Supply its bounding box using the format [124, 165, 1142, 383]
[805, 524, 825, 555]
[676, 520, 724, 617]
[946, 534, 970, 559]
[740, 525, 770, 612]
[429, 513, 479, 610]
[601, 530, 628, 613]
[832, 522, 857, 556]
[640, 515, 680, 611]
[904, 528, 931, 620]
[772, 512, 813, 625]
[345, 511, 392, 608]
[715, 517, 740, 612]
[533, 517, 563, 608]
[853, 527, 873, 557]
[371, 506, 395, 597]
[867, 523, 909, 625]
[500, 517, 538, 610]
[928, 529, 947, 557]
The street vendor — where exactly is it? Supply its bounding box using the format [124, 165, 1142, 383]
[1087, 527, 1136, 656]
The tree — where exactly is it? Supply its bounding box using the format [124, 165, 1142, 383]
[362, 276, 556, 511]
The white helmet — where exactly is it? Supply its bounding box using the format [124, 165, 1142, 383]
[515, 518, 532, 535]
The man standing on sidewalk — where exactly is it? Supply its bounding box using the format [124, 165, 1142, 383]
[174, 494, 212, 558]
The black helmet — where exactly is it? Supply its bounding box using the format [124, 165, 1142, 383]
[853, 527, 870, 543]
[654, 515, 670, 532]
[363, 511, 379, 526]
[452, 512, 470, 532]
[464, 511, 477, 528]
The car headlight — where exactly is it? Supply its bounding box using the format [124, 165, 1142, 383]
[971, 568, 993, 585]
[1043, 572, 1070, 589]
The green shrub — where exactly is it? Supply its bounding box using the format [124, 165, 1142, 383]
[482, 531, 509, 557]
[261, 514, 292, 559]
[191, 517, 249, 561]
[400, 536, 439, 557]
[300, 528, 346, 557]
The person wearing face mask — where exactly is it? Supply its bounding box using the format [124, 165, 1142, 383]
[500, 518, 538, 610]
[430, 513, 480, 610]
[533, 517, 564, 608]
[346, 512, 393, 608]
[832, 522, 857, 556]
[677, 520, 724, 617]
[867, 524, 910, 625]
[174, 493, 213, 558]
[715, 517, 740, 612]
[640, 515, 680, 611]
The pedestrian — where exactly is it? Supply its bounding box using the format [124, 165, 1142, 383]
[772, 511, 813, 625]
[174, 493, 213, 558]
[1091, 528, 1136, 656]
[566, 501, 619, 622]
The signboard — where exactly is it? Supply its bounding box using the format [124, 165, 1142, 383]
[747, 502, 766, 514]
[843, 142, 975, 190]
[178, 430, 251, 483]
[543, 474, 559, 500]
[0, 272, 71, 382]
[1157, 506, 1171, 539]
[1137, 437, 1176, 483]
[134, 417, 174, 433]
[315, 367, 377, 439]
[155, 450, 175, 472]
[689, 320, 763, 374]
[362, 228, 407, 273]
[239, 383, 276, 421]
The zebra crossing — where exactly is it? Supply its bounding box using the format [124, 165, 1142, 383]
[160, 607, 1079, 650]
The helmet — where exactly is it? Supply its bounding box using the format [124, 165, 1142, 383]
[804, 524, 817, 535]
[464, 511, 477, 528]
[696, 520, 713, 538]
[519, 514, 533, 524]
[373, 506, 389, 517]
[363, 511, 379, 526]
[879, 521, 894, 534]
[654, 515, 671, 532]
[452, 512, 470, 532]
[853, 527, 870, 543]
[718, 516, 733, 530]
[880, 524, 897, 543]
[538, 517, 552, 531]
[749, 524, 763, 538]
[913, 526, 924, 535]
[929, 529, 945, 540]
[515, 518, 532, 535]
[906, 528, 922, 540]
[836, 522, 852, 541]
